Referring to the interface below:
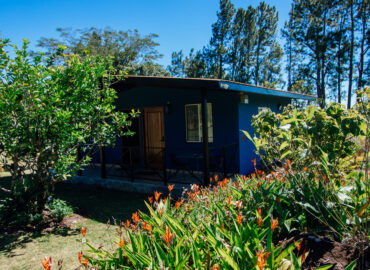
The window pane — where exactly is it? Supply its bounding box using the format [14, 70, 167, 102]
[185, 104, 200, 142]
[207, 103, 213, 142]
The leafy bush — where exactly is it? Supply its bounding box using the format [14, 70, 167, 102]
[47, 198, 73, 221]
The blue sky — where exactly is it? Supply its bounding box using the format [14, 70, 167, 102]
[0, 0, 291, 67]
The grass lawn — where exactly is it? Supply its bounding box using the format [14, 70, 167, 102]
[0, 175, 148, 270]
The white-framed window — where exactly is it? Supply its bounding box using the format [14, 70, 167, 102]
[258, 107, 269, 113]
[185, 103, 213, 143]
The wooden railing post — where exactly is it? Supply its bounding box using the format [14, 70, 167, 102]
[201, 88, 210, 186]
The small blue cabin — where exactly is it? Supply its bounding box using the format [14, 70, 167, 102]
[92, 76, 315, 185]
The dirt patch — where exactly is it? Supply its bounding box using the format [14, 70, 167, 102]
[282, 234, 369, 270]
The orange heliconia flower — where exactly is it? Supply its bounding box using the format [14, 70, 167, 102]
[257, 208, 262, 216]
[228, 195, 232, 207]
[132, 212, 140, 223]
[148, 196, 153, 205]
[80, 227, 87, 237]
[119, 238, 125, 249]
[163, 198, 167, 204]
[252, 158, 257, 167]
[301, 247, 307, 263]
[303, 167, 308, 171]
[158, 207, 163, 217]
[168, 184, 174, 193]
[215, 175, 219, 182]
[126, 219, 131, 228]
[236, 201, 243, 211]
[78, 251, 88, 265]
[294, 239, 302, 252]
[154, 191, 162, 202]
[147, 224, 152, 233]
[41, 256, 52, 270]
[143, 221, 148, 230]
[175, 201, 182, 210]
[271, 218, 278, 231]
[221, 222, 224, 232]
[164, 226, 175, 245]
[212, 264, 220, 270]
[256, 250, 271, 270]
[257, 208, 262, 227]
[237, 215, 243, 225]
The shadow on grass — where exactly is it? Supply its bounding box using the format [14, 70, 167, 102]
[53, 181, 148, 224]
[0, 177, 149, 254]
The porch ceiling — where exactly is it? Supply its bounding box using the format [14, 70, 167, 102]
[111, 75, 316, 101]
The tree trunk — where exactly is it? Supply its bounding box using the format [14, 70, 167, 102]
[347, 0, 354, 109]
[357, 0, 367, 89]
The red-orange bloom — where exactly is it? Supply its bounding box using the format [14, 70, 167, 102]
[41, 256, 52, 270]
[256, 250, 271, 270]
[164, 226, 175, 245]
[132, 212, 140, 223]
[301, 247, 307, 263]
[80, 227, 87, 237]
[148, 196, 153, 205]
[119, 238, 125, 249]
[212, 264, 220, 270]
[147, 224, 152, 233]
[126, 219, 131, 228]
[163, 198, 167, 204]
[168, 184, 174, 193]
[294, 240, 302, 252]
[252, 158, 257, 167]
[221, 222, 224, 232]
[237, 215, 243, 225]
[215, 175, 219, 182]
[78, 251, 88, 265]
[303, 166, 308, 171]
[271, 218, 278, 231]
[158, 207, 163, 217]
[228, 195, 232, 207]
[257, 208, 262, 216]
[154, 191, 162, 202]
[236, 201, 243, 211]
[175, 200, 182, 210]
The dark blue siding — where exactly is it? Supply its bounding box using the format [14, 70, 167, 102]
[238, 95, 290, 174]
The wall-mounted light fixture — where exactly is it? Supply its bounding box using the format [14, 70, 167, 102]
[165, 101, 172, 113]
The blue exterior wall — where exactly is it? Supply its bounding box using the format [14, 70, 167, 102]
[238, 95, 290, 174]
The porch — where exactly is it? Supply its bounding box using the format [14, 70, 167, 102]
[80, 143, 239, 186]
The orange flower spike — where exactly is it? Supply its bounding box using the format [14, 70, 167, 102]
[294, 240, 302, 252]
[158, 208, 163, 217]
[303, 166, 308, 171]
[119, 238, 125, 249]
[126, 219, 131, 228]
[221, 222, 224, 232]
[78, 251, 88, 265]
[236, 201, 243, 211]
[168, 184, 174, 193]
[301, 247, 307, 263]
[271, 218, 278, 232]
[252, 158, 257, 167]
[164, 226, 174, 245]
[154, 191, 162, 202]
[212, 264, 220, 270]
[175, 200, 182, 210]
[148, 196, 153, 205]
[228, 195, 232, 207]
[163, 198, 167, 204]
[215, 175, 219, 182]
[237, 215, 243, 226]
[256, 250, 271, 270]
[41, 256, 52, 270]
[148, 224, 152, 233]
[258, 217, 262, 227]
[143, 221, 148, 231]
[132, 212, 140, 223]
[80, 227, 87, 237]
[257, 208, 262, 216]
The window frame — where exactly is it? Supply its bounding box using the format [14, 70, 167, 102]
[185, 103, 213, 143]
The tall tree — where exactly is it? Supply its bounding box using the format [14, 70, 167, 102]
[37, 27, 168, 76]
[209, 0, 235, 79]
[347, 0, 355, 108]
[254, 2, 280, 86]
[356, 0, 370, 89]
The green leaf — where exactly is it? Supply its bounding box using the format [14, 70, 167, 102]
[314, 265, 333, 270]
[344, 260, 357, 270]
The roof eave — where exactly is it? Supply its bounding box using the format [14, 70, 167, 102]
[219, 81, 316, 101]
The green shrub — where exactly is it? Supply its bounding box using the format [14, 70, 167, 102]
[47, 198, 73, 221]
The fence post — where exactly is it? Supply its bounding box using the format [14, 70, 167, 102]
[163, 147, 168, 186]
[223, 145, 227, 179]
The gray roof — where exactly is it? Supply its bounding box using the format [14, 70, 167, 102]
[111, 75, 316, 101]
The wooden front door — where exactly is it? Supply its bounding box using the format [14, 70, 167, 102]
[144, 107, 165, 170]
